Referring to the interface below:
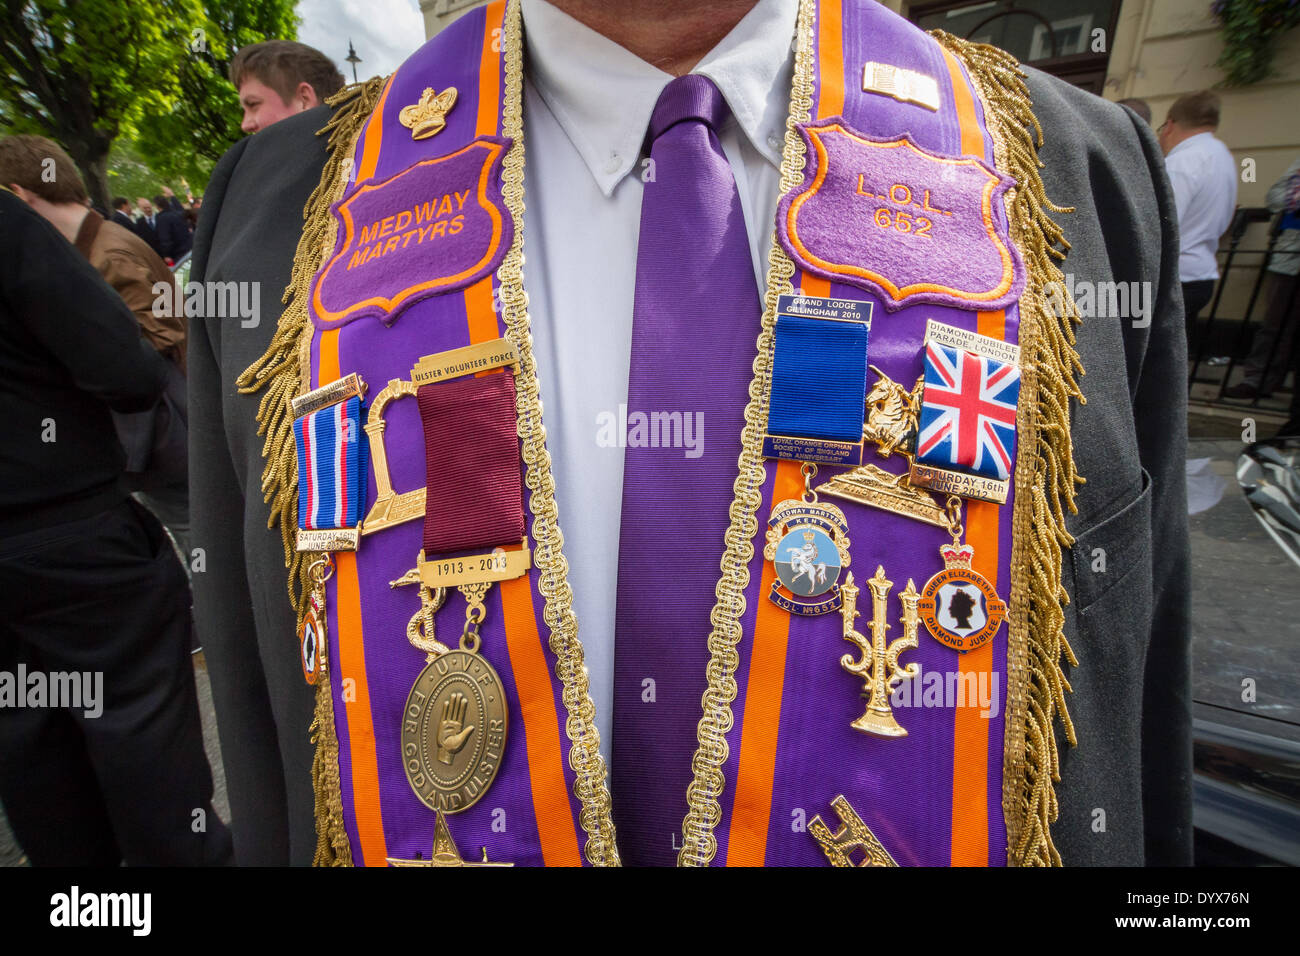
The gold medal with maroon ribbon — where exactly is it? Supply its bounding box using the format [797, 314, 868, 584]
[397, 342, 529, 817]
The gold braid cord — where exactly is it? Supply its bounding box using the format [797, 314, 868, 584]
[235, 76, 386, 867]
[678, 0, 816, 867]
[933, 32, 1086, 867]
[494, 0, 620, 866]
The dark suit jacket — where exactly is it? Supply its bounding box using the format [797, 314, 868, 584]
[110, 210, 136, 230]
[134, 215, 163, 256]
[189, 116, 329, 866]
[155, 208, 193, 262]
[190, 71, 1191, 866]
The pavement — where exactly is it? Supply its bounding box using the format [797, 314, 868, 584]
[1188, 438, 1300, 731]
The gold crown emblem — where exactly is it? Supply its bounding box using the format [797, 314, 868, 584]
[803, 530, 816, 543]
[399, 87, 458, 140]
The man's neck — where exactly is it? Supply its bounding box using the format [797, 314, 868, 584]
[35, 199, 90, 244]
[546, 0, 759, 75]
[1169, 126, 1216, 152]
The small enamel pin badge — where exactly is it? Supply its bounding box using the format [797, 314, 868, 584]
[917, 535, 1007, 654]
[765, 464, 852, 616]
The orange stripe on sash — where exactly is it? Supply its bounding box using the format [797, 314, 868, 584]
[726, 460, 804, 866]
[801, 277, 830, 298]
[478, 1, 505, 137]
[817, 0, 844, 119]
[499, 576, 581, 865]
[941, 47, 983, 160]
[320, 329, 388, 866]
[801, 3, 841, 300]
[941, 46, 1001, 867]
[465, 277, 499, 347]
[358, 77, 394, 183]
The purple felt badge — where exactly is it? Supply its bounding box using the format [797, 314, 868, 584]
[776, 119, 1024, 312]
[312, 135, 513, 327]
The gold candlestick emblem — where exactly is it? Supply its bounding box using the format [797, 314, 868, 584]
[840, 567, 920, 737]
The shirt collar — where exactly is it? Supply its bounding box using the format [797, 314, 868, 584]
[1167, 130, 1216, 161]
[522, 0, 798, 197]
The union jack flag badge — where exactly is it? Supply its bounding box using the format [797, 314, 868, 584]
[909, 323, 1020, 503]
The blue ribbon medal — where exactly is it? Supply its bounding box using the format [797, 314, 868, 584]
[763, 294, 872, 465]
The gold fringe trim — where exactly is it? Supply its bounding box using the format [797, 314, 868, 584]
[235, 76, 387, 867]
[309, 676, 351, 865]
[932, 32, 1086, 867]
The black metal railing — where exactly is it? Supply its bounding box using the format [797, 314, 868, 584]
[1189, 208, 1299, 406]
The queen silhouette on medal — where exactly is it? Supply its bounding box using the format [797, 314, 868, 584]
[765, 494, 852, 616]
[917, 543, 1006, 652]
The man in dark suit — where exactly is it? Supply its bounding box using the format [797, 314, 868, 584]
[153, 192, 192, 262]
[110, 197, 135, 230]
[191, 7, 1189, 867]
[133, 196, 163, 256]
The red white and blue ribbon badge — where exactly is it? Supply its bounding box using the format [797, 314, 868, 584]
[294, 395, 368, 530]
[916, 341, 1019, 482]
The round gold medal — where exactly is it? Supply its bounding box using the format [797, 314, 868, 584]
[401, 646, 507, 814]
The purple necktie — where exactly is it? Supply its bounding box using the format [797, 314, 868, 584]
[611, 74, 762, 865]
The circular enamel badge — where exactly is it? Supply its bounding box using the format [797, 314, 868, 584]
[300, 603, 325, 685]
[917, 545, 1007, 652]
[774, 526, 842, 598]
[402, 649, 507, 815]
[764, 498, 851, 615]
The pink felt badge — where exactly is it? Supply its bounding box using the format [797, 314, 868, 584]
[776, 119, 1024, 312]
[312, 136, 513, 327]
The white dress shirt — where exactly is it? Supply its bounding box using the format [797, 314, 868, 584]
[520, 0, 798, 759]
[1164, 131, 1238, 282]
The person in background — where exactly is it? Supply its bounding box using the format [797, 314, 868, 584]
[1159, 90, 1239, 356]
[229, 39, 344, 135]
[134, 195, 163, 256]
[0, 183, 229, 866]
[110, 196, 135, 230]
[153, 191, 192, 263]
[160, 183, 189, 213]
[1224, 157, 1300, 400]
[0, 136, 191, 560]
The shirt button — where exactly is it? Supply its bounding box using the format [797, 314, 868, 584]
[767, 132, 782, 151]
[605, 154, 621, 174]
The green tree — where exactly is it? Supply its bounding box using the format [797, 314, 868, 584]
[135, 0, 298, 184]
[106, 136, 164, 206]
[0, 0, 196, 208]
